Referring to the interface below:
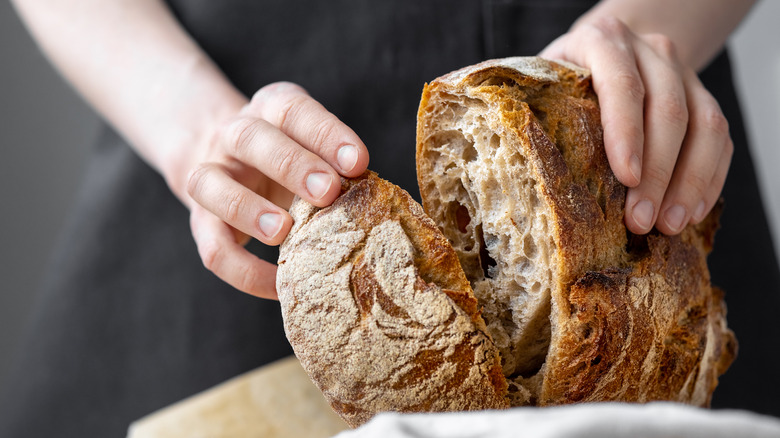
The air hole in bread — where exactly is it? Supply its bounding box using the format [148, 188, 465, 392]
[523, 234, 538, 259]
[455, 203, 471, 233]
[527, 103, 548, 128]
[588, 180, 609, 216]
[489, 134, 500, 150]
[479, 76, 515, 88]
[462, 142, 479, 162]
[626, 232, 651, 261]
[477, 227, 497, 279]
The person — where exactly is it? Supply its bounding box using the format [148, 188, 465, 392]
[2, 0, 778, 436]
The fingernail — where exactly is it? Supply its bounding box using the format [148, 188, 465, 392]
[306, 172, 332, 200]
[694, 201, 706, 221]
[337, 145, 358, 173]
[632, 200, 655, 231]
[629, 153, 642, 184]
[664, 205, 687, 233]
[259, 212, 283, 238]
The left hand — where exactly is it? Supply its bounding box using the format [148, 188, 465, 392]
[540, 16, 733, 235]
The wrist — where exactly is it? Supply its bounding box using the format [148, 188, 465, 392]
[150, 59, 248, 207]
[159, 99, 247, 209]
[158, 108, 240, 209]
[570, 0, 755, 71]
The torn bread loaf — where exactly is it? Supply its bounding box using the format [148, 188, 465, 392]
[277, 57, 736, 427]
[276, 172, 508, 428]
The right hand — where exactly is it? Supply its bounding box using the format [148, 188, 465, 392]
[180, 82, 369, 300]
[540, 17, 733, 236]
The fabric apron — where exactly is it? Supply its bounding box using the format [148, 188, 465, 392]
[2, 1, 778, 436]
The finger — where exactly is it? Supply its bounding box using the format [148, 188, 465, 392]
[538, 34, 567, 60]
[624, 34, 689, 235]
[247, 82, 369, 177]
[543, 17, 646, 188]
[187, 162, 292, 245]
[221, 115, 341, 207]
[692, 138, 733, 224]
[657, 71, 730, 234]
[190, 207, 279, 300]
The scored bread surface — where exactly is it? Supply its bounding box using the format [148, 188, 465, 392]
[277, 172, 508, 428]
[416, 57, 735, 406]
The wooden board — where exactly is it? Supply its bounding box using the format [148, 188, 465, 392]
[127, 356, 348, 438]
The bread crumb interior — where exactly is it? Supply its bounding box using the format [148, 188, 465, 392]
[419, 84, 564, 405]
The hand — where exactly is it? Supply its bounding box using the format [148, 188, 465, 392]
[540, 16, 733, 235]
[179, 82, 369, 299]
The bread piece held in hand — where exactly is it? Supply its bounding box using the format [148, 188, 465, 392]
[417, 57, 736, 407]
[277, 172, 508, 428]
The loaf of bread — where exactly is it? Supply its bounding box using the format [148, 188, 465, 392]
[277, 57, 737, 427]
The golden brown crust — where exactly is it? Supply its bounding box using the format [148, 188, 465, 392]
[277, 172, 508, 428]
[542, 227, 737, 406]
[416, 57, 735, 407]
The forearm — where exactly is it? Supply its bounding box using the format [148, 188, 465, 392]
[10, 0, 246, 202]
[576, 0, 757, 71]
[13, 0, 371, 298]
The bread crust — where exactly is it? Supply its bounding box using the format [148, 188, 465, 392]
[277, 172, 508, 428]
[416, 57, 735, 407]
[542, 210, 736, 406]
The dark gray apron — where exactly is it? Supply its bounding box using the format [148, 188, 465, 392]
[2, 1, 777, 436]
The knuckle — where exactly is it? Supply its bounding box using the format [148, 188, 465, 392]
[656, 92, 688, 126]
[223, 117, 257, 157]
[249, 88, 265, 106]
[263, 81, 306, 96]
[234, 262, 260, 294]
[251, 84, 277, 106]
[644, 33, 678, 60]
[592, 16, 630, 40]
[248, 89, 268, 112]
[643, 163, 673, 190]
[223, 190, 247, 223]
[309, 117, 339, 150]
[275, 93, 310, 131]
[699, 107, 730, 137]
[682, 172, 710, 198]
[724, 138, 735, 158]
[186, 163, 213, 198]
[270, 145, 303, 182]
[198, 239, 223, 273]
[252, 81, 305, 105]
[612, 70, 645, 101]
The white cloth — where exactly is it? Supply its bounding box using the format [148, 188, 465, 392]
[334, 402, 780, 438]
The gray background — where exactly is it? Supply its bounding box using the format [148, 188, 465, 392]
[1, 2, 779, 397]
